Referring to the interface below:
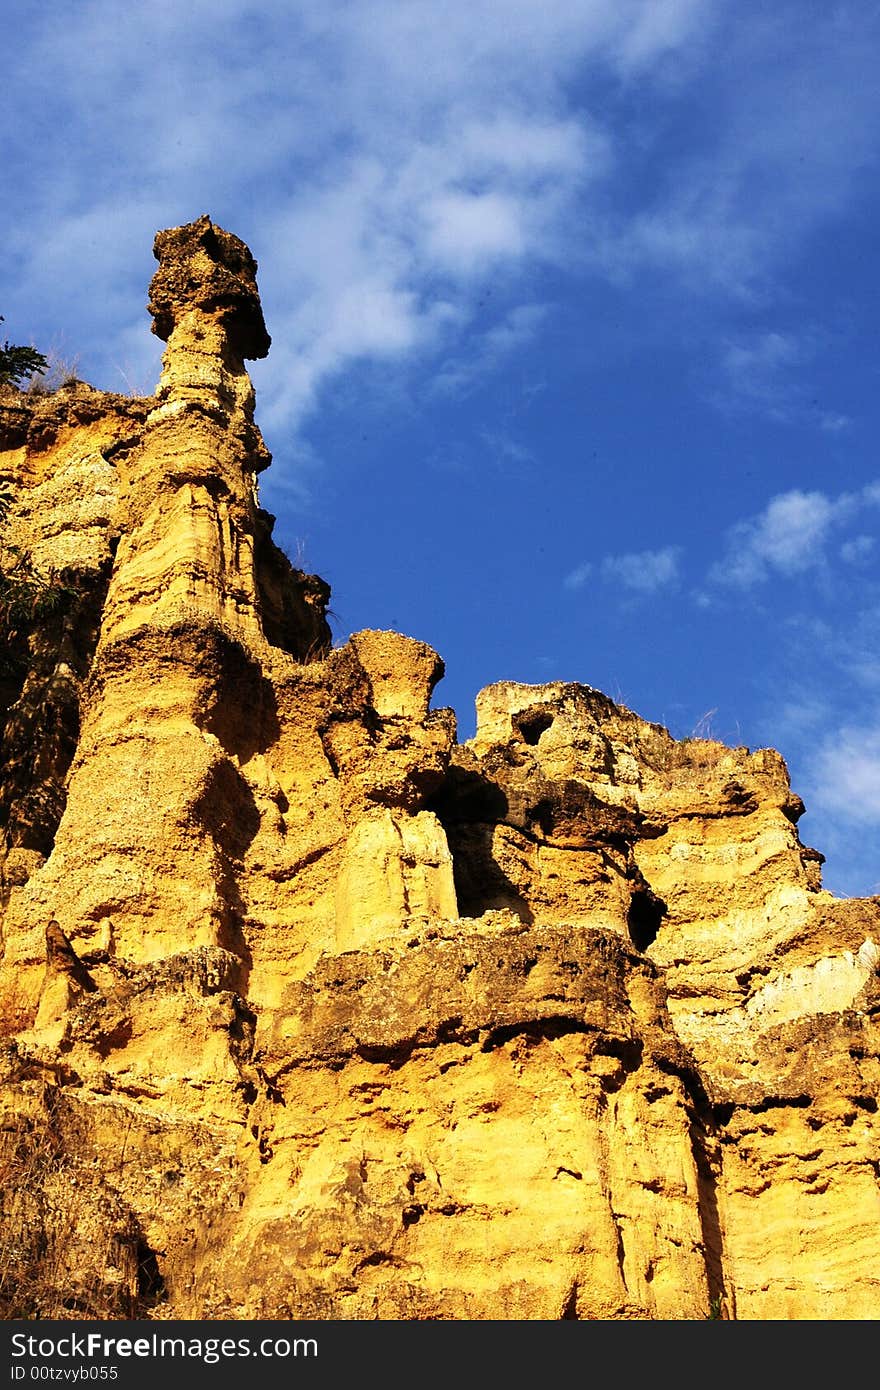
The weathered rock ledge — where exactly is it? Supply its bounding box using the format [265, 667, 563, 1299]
[0, 219, 877, 1321]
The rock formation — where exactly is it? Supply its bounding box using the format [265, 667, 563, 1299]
[0, 217, 877, 1321]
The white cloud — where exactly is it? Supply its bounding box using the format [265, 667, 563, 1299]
[564, 562, 593, 591]
[477, 430, 535, 473]
[841, 535, 876, 567]
[5, 0, 880, 475]
[433, 303, 549, 397]
[590, 6, 880, 302]
[567, 545, 682, 595]
[864, 482, 880, 508]
[601, 546, 681, 594]
[0, 0, 724, 448]
[820, 412, 853, 434]
[567, 544, 683, 594]
[723, 331, 799, 380]
[613, 0, 709, 69]
[786, 602, 880, 695]
[809, 723, 880, 824]
[742, 491, 839, 573]
[424, 192, 526, 272]
[701, 331, 854, 430]
[483, 304, 549, 356]
[776, 697, 831, 736]
[710, 484, 880, 588]
[716, 330, 802, 418]
[454, 116, 601, 180]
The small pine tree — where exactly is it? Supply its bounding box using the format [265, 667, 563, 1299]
[0, 317, 48, 387]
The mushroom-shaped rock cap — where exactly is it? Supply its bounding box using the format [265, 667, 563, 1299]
[148, 214, 271, 359]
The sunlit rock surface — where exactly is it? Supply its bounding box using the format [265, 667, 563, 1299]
[0, 220, 877, 1321]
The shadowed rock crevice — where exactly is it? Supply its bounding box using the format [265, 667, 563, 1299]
[198, 631, 281, 762]
[687, 1108, 731, 1319]
[253, 509, 332, 660]
[445, 824, 537, 922]
[0, 559, 113, 867]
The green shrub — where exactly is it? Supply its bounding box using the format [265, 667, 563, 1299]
[0, 316, 48, 388]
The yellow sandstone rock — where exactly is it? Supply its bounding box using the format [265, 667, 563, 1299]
[0, 218, 877, 1320]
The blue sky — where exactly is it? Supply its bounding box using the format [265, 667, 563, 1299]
[4, 0, 880, 896]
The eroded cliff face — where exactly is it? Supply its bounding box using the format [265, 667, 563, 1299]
[0, 218, 877, 1321]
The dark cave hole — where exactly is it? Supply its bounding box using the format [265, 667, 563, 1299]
[515, 709, 554, 746]
[136, 1241, 167, 1307]
[627, 886, 666, 951]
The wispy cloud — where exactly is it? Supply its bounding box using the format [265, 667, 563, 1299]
[715, 489, 843, 586]
[603, 545, 681, 593]
[477, 429, 536, 473]
[710, 484, 880, 588]
[7, 1, 703, 436]
[841, 535, 876, 567]
[809, 721, 880, 825]
[697, 329, 855, 430]
[5, 1, 880, 479]
[714, 330, 803, 420]
[593, 6, 880, 297]
[433, 303, 550, 398]
[566, 545, 681, 595]
[820, 412, 853, 434]
[564, 561, 593, 591]
[752, 600, 880, 895]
